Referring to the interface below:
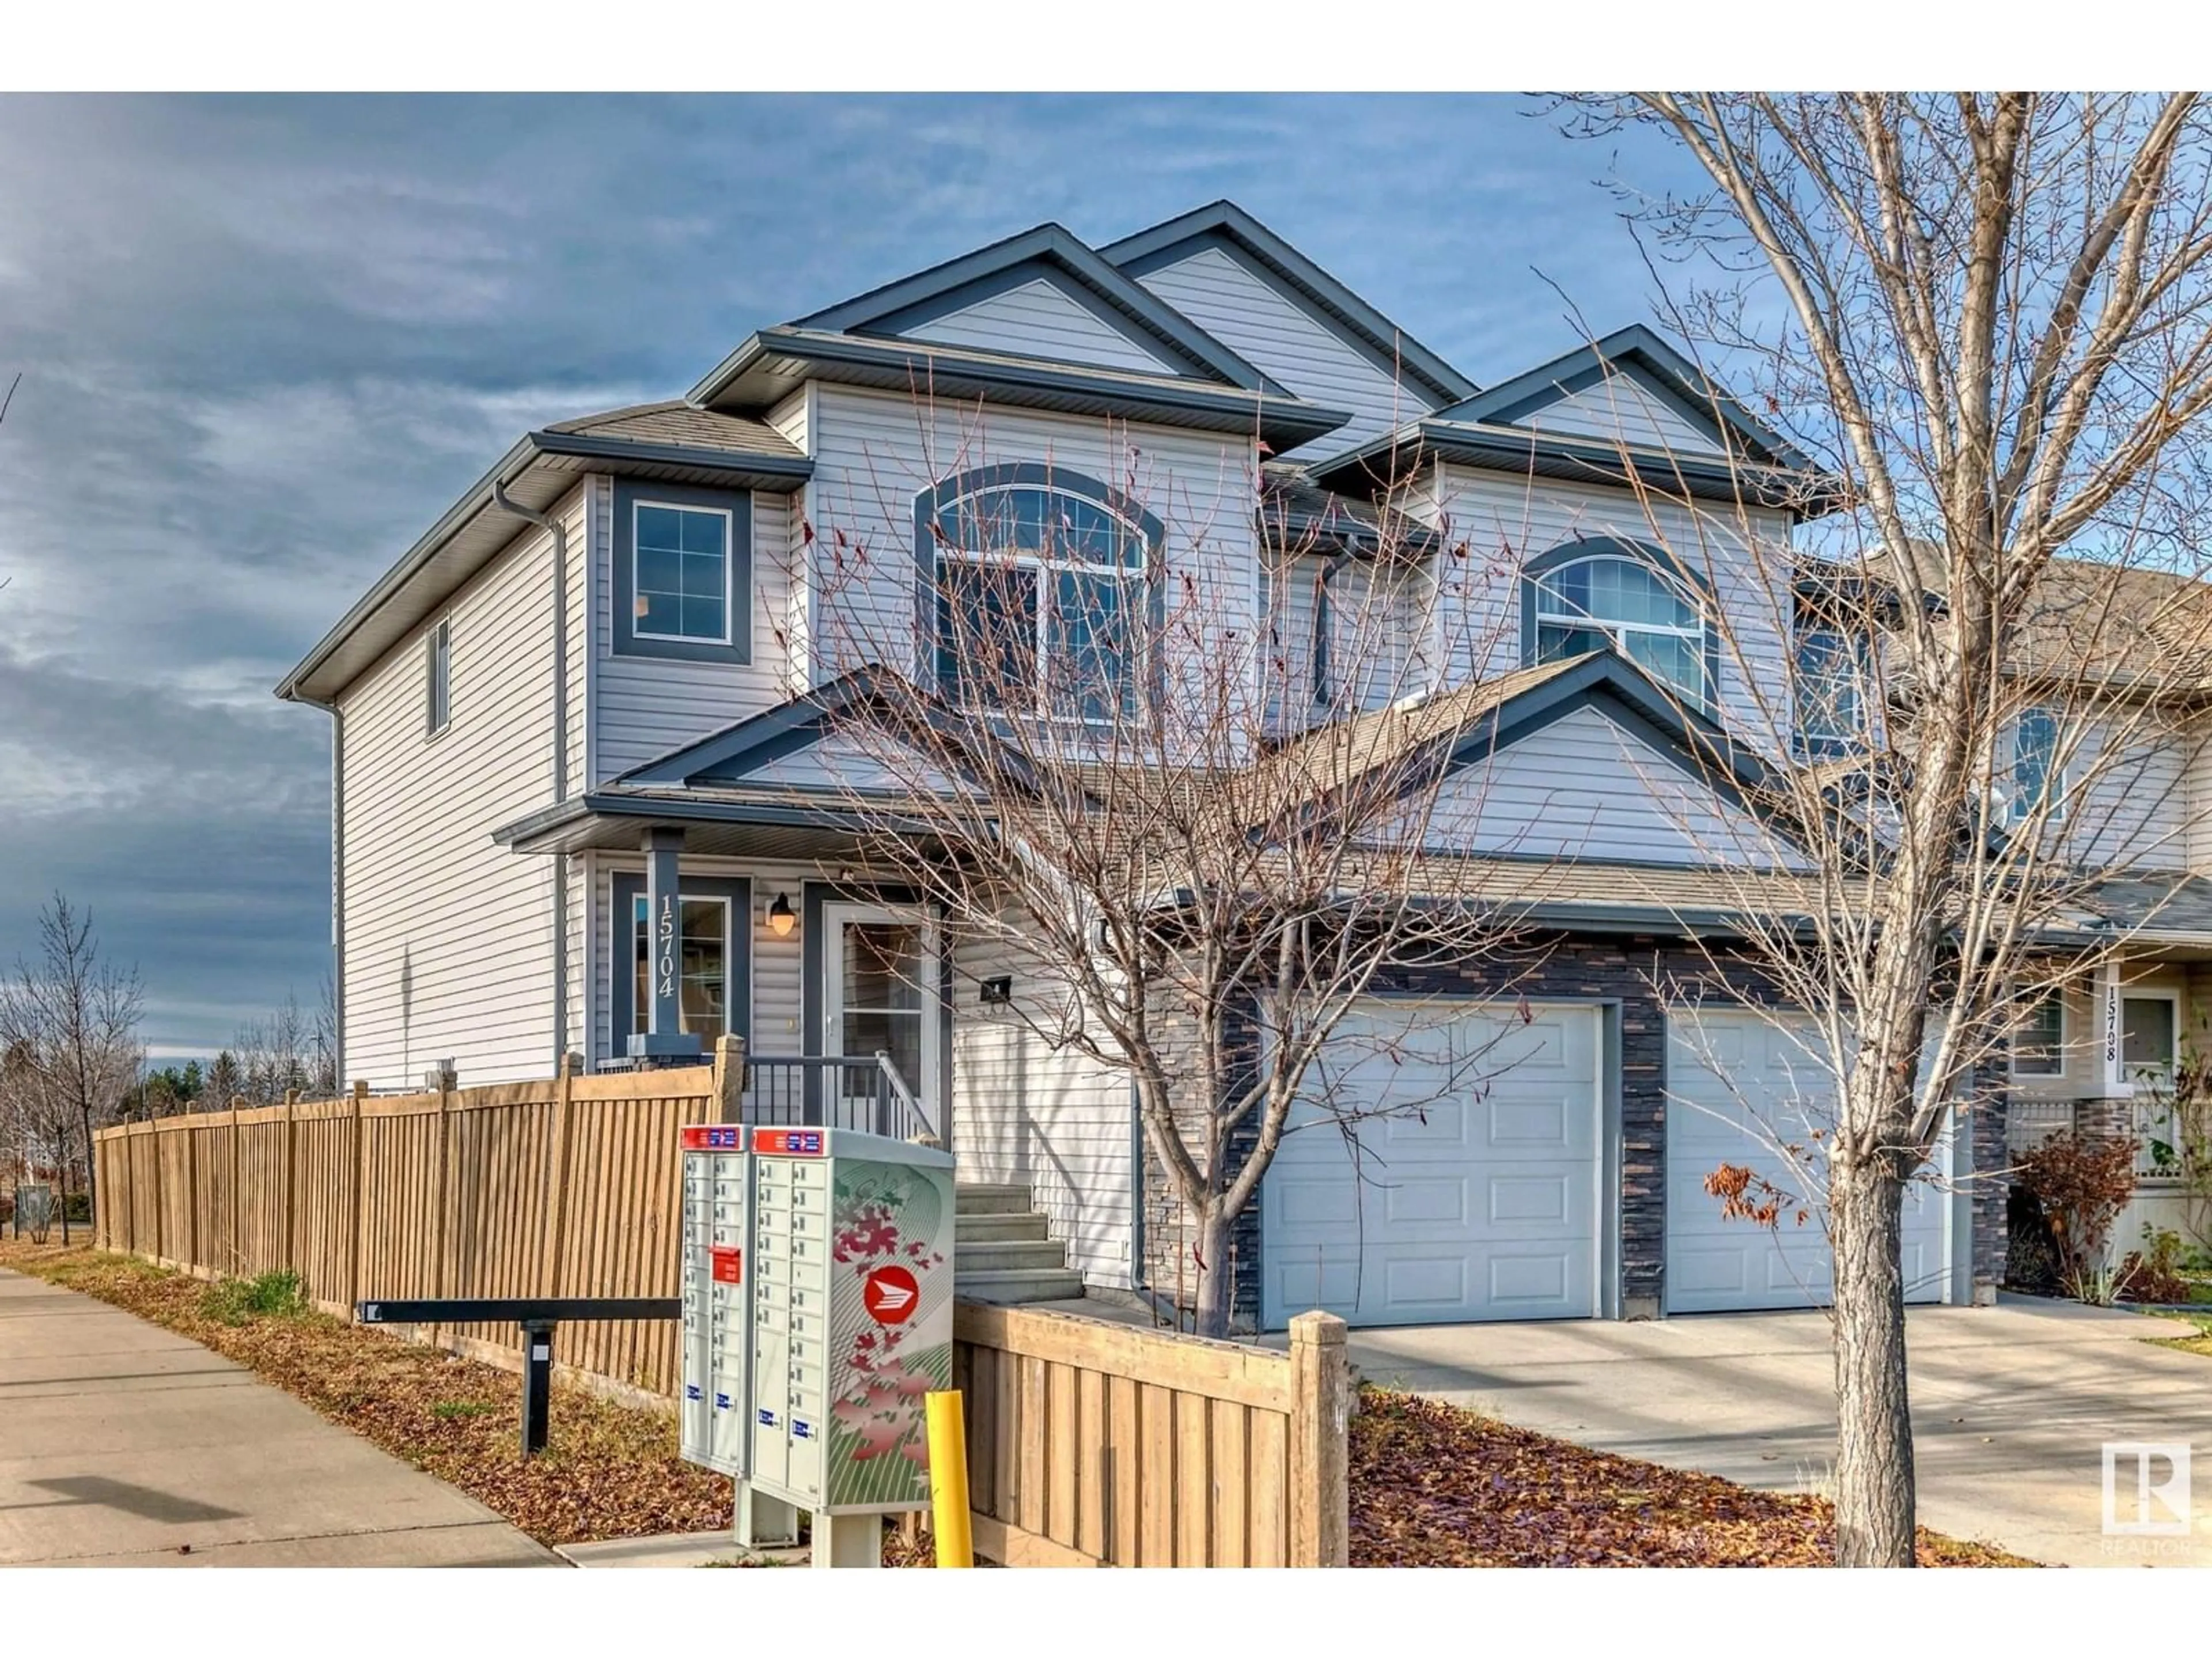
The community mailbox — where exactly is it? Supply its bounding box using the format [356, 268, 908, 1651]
[680, 1124, 956, 1531]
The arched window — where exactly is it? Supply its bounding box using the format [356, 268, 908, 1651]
[1522, 537, 1715, 709]
[915, 464, 1162, 723]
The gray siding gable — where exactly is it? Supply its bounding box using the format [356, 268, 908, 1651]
[1101, 201, 1475, 408]
[1437, 324, 1808, 471]
[792, 222, 1275, 391]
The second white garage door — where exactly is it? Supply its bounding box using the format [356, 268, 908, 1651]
[1261, 1002, 1603, 1329]
[1666, 1009, 1950, 1313]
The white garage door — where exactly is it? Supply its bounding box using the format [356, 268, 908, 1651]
[1666, 1009, 1949, 1313]
[1261, 1002, 1603, 1329]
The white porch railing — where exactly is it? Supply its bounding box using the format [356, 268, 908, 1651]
[2005, 1095, 2183, 1182]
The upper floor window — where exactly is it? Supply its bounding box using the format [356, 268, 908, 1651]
[1794, 626, 1866, 756]
[1524, 539, 1713, 710]
[2010, 706, 2066, 824]
[612, 480, 754, 665]
[425, 616, 451, 738]
[917, 464, 1163, 725]
[634, 503, 733, 644]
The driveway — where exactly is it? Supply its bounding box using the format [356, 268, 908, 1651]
[0, 1270, 559, 1567]
[1344, 1295, 2211, 1568]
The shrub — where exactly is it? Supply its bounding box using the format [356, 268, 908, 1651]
[2016, 1129, 2138, 1291]
[201, 1268, 308, 1326]
[2118, 1225, 2195, 1303]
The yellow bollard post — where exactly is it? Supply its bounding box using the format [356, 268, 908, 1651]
[925, 1389, 974, 1568]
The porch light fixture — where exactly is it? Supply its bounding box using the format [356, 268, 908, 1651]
[767, 893, 797, 938]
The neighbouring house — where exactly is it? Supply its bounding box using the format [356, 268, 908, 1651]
[278, 199, 2208, 1330]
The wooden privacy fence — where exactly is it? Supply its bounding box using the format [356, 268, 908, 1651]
[92, 1043, 1353, 1567]
[952, 1301, 1350, 1568]
[93, 1053, 734, 1396]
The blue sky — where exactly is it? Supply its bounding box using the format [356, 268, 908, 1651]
[0, 93, 1715, 1059]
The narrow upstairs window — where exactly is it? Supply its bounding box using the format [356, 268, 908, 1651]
[426, 617, 451, 737]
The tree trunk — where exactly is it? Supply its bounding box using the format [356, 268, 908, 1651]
[56, 1127, 72, 1245]
[78, 1099, 96, 1239]
[1830, 1152, 1915, 1566]
[1191, 1204, 1236, 1339]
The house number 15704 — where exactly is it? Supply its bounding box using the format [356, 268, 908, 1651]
[658, 893, 678, 998]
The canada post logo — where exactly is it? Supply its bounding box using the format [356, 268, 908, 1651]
[2104, 1442, 2192, 1537]
[681, 1125, 743, 1150]
[753, 1128, 824, 1156]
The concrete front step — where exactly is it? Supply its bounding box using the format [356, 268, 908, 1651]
[955, 1211, 1050, 1243]
[957, 1238, 1069, 1274]
[956, 1267, 1086, 1306]
[953, 1183, 1033, 1215]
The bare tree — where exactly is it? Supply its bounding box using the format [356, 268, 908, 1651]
[232, 989, 326, 1106]
[797, 416, 1563, 1335]
[1550, 92, 2212, 1565]
[0, 893, 146, 1241]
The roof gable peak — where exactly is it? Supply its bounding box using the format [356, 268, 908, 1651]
[790, 221, 1275, 391]
[1437, 324, 1809, 470]
[1100, 200, 1476, 408]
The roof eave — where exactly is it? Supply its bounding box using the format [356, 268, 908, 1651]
[696, 330, 1353, 450]
[276, 429, 812, 706]
[1311, 422, 1840, 517]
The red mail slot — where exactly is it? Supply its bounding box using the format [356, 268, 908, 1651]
[711, 1246, 743, 1285]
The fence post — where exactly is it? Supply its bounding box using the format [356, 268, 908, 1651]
[229, 1094, 245, 1279]
[185, 1116, 199, 1274]
[347, 1080, 367, 1318]
[283, 1090, 300, 1272]
[712, 1032, 748, 1126]
[542, 1054, 579, 1297]
[150, 1121, 165, 1264]
[431, 1065, 454, 1346]
[1287, 1310, 1351, 1568]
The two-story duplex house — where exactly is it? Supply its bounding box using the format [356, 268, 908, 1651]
[279, 200, 2198, 1331]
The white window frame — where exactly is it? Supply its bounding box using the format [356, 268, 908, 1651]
[425, 615, 452, 739]
[2008, 706, 2069, 825]
[2009, 988, 2067, 1079]
[1794, 624, 1865, 752]
[937, 488, 1150, 726]
[631, 499, 737, 647]
[1531, 554, 1710, 709]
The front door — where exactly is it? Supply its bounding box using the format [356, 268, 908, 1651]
[821, 903, 940, 1134]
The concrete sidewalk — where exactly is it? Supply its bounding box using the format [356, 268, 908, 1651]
[0, 1268, 560, 1567]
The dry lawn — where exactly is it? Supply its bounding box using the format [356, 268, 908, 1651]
[1350, 1391, 2036, 1567]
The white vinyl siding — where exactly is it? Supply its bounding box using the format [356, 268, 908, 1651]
[802, 384, 1260, 749]
[950, 925, 1132, 1291]
[902, 278, 1179, 376]
[593, 486, 797, 781]
[1259, 547, 1429, 731]
[1423, 465, 1796, 751]
[2047, 717, 2192, 871]
[1521, 372, 1727, 455]
[766, 389, 815, 695]
[1134, 245, 1432, 459]
[1414, 704, 1807, 869]
[338, 486, 584, 1088]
